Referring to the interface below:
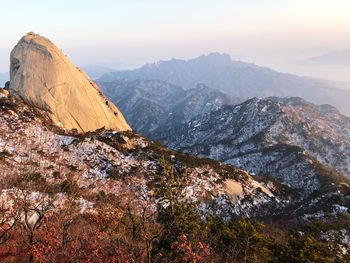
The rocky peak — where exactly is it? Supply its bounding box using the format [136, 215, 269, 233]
[194, 52, 233, 66]
[9, 32, 131, 133]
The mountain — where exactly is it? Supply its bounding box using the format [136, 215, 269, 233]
[1, 88, 348, 224]
[1, 34, 350, 260]
[10, 32, 130, 133]
[300, 50, 350, 66]
[0, 72, 8, 87]
[99, 52, 350, 116]
[2, 88, 305, 261]
[98, 78, 350, 203]
[0, 90, 281, 218]
[0, 34, 292, 260]
[153, 97, 350, 198]
[97, 79, 240, 136]
[81, 64, 116, 79]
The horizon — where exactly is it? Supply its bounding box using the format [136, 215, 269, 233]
[1, 0, 350, 81]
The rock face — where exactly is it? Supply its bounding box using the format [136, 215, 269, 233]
[9, 32, 131, 133]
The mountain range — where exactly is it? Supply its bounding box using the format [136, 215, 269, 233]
[99, 52, 350, 116]
[98, 78, 350, 202]
[1, 33, 350, 260]
[81, 64, 116, 79]
[0, 88, 281, 218]
[97, 54, 350, 204]
[154, 97, 350, 196]
[0, 33, 286, 245]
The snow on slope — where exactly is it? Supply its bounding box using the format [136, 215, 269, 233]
[0, 92, 282, 218]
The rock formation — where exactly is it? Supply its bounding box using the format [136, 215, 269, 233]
[9, 32, 131, 133]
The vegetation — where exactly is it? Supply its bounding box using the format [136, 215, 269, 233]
[0, 158, 348, 262]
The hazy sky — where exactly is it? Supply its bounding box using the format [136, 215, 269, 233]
[1, 0, 350, 80]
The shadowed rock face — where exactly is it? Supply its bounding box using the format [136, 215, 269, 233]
[9, 32, 131, 133]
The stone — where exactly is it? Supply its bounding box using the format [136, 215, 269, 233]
[9, 32, 131, 133]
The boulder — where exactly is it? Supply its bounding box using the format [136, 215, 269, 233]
[9, 32, 131, 133]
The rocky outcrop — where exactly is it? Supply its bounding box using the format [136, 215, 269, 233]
[9, 32, 130, 133]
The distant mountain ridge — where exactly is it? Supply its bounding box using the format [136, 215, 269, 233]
[81, 65, 116, 79]
[99, 52, 350, 116]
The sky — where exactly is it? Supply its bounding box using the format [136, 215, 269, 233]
[1, 0, 350, 81]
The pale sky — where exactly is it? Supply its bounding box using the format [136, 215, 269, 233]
[1, 0, 350, 80]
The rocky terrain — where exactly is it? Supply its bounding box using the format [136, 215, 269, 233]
[97, 78, 350, 223]
[0, 89, 283, 219]
[154, 97, 350, 200]
[2, 80, 349, 226]
[97, 73, 350, 210]
[99, 52, 350, 116]
[98, 79, 240, 136]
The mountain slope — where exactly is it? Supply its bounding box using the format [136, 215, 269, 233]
[98, 79, 240, 135]
[2, 86, 350, 261]
[99, 53, 350, 116]
[0, 90, 282, 219]
[154, 97, 350, 198]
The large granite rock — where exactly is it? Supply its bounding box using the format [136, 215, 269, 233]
[9, 32, 131, 133]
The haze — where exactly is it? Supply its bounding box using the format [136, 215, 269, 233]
[1, 0, 350, 81]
